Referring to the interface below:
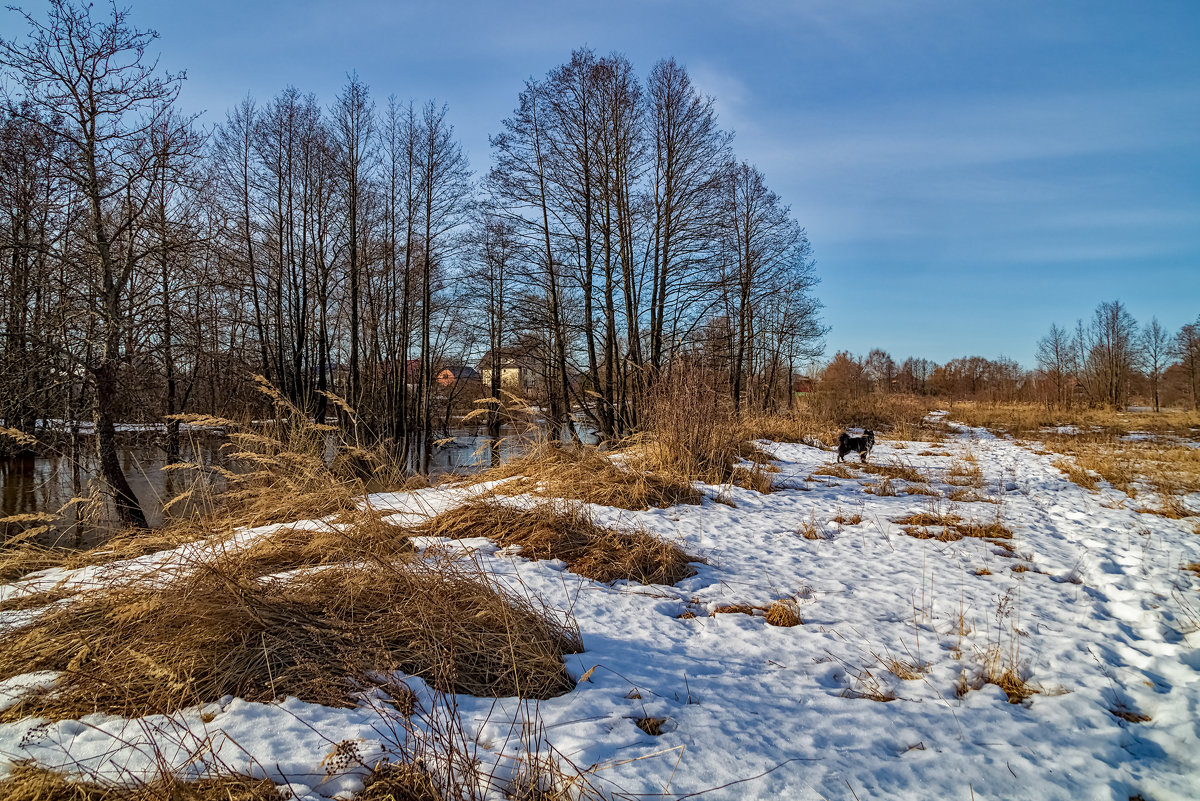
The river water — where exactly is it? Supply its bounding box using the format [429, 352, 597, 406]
[0, 428, 541, 543]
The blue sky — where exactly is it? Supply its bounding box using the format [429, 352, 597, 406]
[7, 0, 1197, 368]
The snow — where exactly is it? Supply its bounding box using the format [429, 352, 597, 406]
[2, 420, 1198, 799]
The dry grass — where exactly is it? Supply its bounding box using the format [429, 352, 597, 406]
[474, 443, 702, 510]
[841, 666, 898, 702]
[635, 716, 669, 736]
[833, 512, 863, 526]
[0, 538, 581, 722]
[408, 499, 698, 586]
[730, 465, 776, 494]
[639, 367, 750, 485]
[0, 763, 283, 801]
[948, 487, 999, 504]
[813, 463, 856, 479]
[355, 763, 443, 801]
[1052, 457, 1099, 490]
[1109, 707, 1152, 724]
[952, 402, 1199, 520]
[948, 402, 1200, 438]
[860, 460, 928, 484]
[864, 479, 898, 497]
[956, 657, 1038, 704]
[764, 601, 803, 627]
[0, 586, 75, 613]
[947, 460, 985, 488]
[798, 515, 827, 540]
[877, 653, 928, 681]
[711, 603, 757, 615]
[894, 508, 1012, 541]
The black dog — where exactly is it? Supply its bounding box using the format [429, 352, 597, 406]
[837, 430, 875, 463]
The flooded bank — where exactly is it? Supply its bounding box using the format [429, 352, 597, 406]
[0, 425, 566, 544]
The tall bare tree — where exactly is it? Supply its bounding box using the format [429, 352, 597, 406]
[1, 0, 197, 527]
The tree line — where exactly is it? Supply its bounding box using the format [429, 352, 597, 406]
[821, 300, 1200, 411]
[0, 1, 826, 526]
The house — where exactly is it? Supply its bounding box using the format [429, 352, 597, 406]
[436, 365, 482, 387]
[477, 346, 542, 393]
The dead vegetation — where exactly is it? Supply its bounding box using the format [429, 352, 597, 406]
[894, 507, 1012, 541]
[956, 647, 1039, 704]
[0, 537, 581, 722]
[0, 763, 284, 801]
[635, 716, 669, 736]
[745, 393, 942, 447]
[701, 598, 803, 627]
[951, 402, 1199, 519]
[1109, 707, 1152, 724]
[860, 460, 928, 484]
[471, 443, 702, 510]
[408, 499, 698, 585]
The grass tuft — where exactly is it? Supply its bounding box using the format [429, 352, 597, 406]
[0, 545, 580, 722]
[764, 601, 802, 627]
[409, 499, 698, 586]
[475, 443, 702, 510]
[0, 763, 283, 801]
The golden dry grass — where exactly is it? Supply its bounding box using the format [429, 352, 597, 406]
[1109, 707, 1152, 724]
[764, 601, 802, 627]
[730, 465, 776, 494]
[894, 509, 1012, 541]
[860, 460, 929, 484]
[813, 463, 856, 479]
[952, 402, 1199, 520]
[833, 513, 863, 526]
[757, 393, 943, 446]
[354, 764, 443, 801]
[948, 402, 1200, 438]
[864, 479, 899, 497]
[408, 500, 698, 586]
[0, 763, 284, 801]
[946, 460, 985, 488]
[0, 538, 581, 722]
[472, 443, 702, 510]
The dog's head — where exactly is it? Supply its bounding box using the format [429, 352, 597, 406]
[865, 430, 875, 445]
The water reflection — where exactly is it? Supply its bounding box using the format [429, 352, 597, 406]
[0, 426, 584, 542]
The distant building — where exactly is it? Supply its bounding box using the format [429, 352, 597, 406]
[792, 375, 816, 395]
[477, 347, 542, 393]
[436, 365, 482, 387]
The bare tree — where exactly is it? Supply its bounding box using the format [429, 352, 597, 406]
[646, 58, 730, 373]
[1080, 300, 1139, 408]
[1036, 322, 1076, 407]
[1139, 317, 1170, 412]
[333, 74, 375, 418]
[1173, 317, 1200, 411]
[1, 0, 197, 527]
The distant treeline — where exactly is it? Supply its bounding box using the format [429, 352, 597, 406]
[821, 301, 1200, 411]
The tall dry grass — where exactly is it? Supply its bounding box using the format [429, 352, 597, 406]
[739, 393, 942, 448]
[0, 763, 283, 801]
[410, 499, 698, 585]
[0, 540, 580, 723]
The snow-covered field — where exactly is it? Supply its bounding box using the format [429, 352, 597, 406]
[1, 420, 1198, 800]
